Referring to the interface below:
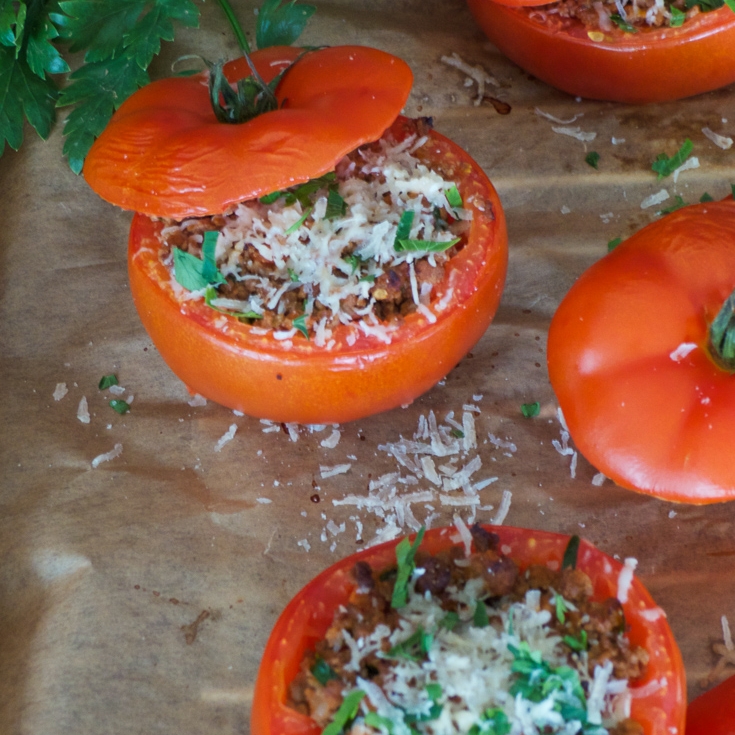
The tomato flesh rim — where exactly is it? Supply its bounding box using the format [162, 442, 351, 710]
[250, 525, 685, 735]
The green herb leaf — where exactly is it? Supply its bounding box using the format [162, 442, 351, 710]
[607, 237, 623, 252]
[284, 206, 312, 234]
[387, 626, 433, 661]
[725, 0, 735, 12]
[321, 689, 366, 735]
[259, 190, 283, 205]
[651, 138, 694, 180]
[110, 399, 130, 414]
[521, 401, 540, 418]
[700, 192, 714, 203]
[584, 151, 600, 169]
[293, 314, 309, 339]
[98, 374, 119, 390]
[391, 527, 425, 609]
[395, 237, 460, 254]
[555, 594, 567, 624]
[439, 611, 459, 631]
[394, 210, 414, 246]
[174, 243, 226, 292]
[669, 5, 687, 24]
[204, 285, 263, 319]
[325, 188, 347, 220]
[364, 712, 394, 734]
[562, 535, 580, 570]
[563, 629, 588, 652]
[445, 184, 463, 209]
[425, 683, 443, 702]
[469, 708, 511, 735]
[202, 231, 226, 284]
[473, 600, 490, 628]
[311, 655, 339, 686]
[658, 194, 686, 214]
[450, 428, 465, 439]
[404, 701, 443, 724]
[610, 13, 637, 31]
[256, 0, 315, 49]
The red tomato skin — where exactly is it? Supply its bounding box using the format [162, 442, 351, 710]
[467, 0, 735, 103]
[547, 201, 735, 504]
[250, 525, 686, 735]
[84, 46, 413, 218]
[127, 118, 507, 424]
[687, 675, 735, 735]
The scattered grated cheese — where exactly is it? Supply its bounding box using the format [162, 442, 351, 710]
[91, 443, 123, 468]
[672, 156, 699, 183]
[669, 342, 697, 362]
[641, 189, 669, 209]
[702, 127, 733, 150]
[617, 558, 638, 603]
[551, 126, 597, 142]
[297, 539, 311, 552]
[320, 429, 341, 449]
[53, 383, 68, 401]
[187, 393, 207, 407]
[491, 489, 513, 525]
[640, 607, 666, 622]
[440, 52, 499, 105]
[723, 614, 733, 651]
[591, 472, 607, 486]
[535, 107, 583, 125]
[320, 463, 352, 479]
[256, 497, 272, 504]
[214, 424, 238, 452]
[77, 396, 90, 424]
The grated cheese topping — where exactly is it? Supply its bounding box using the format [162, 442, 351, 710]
[159, 131, 471, 347]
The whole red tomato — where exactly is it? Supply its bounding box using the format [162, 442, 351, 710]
[251, 525, 685, 735]
[467, 0, 735, 103]
[687, 675, 735, 735]
[547, 200, 735, 503]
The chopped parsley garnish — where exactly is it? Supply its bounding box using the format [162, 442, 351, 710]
[607, 237, 623, 252]
[325, 188, 347, 220]
[469, 708, 511, 735]
[395, 237, 460, 253]
[109, 399, 130, 414]
[562, 535, 580, 570]
[259, 190, 283, 205]
[311, 655, 339, 686]
[669, 5, 687, 24]
[450, 428, 465, 438]
[439, 611, 460, 631]
[584, 151, 600, 169]
[521, 401, 540, 418]
[292, 314, 309, 339]
[322, 689, 366, 735]
[284, 206, 313, 234]
[555, 594, 568, 624]
[446, 184, 463, 209]
[204, 285, 263, 320]
[363, 712, 395, 733]
[98, 374, 118, 390]
[610, 13, 637, 31]
[344, 253, 364, 275]
[700, 192, 714, 203]
[652, 138, 694, 180]
[394, 210, 415, 245]
[563, 629, 589, 652]
[473, 599, 490, 628]
[658, 195, 686, 214]
[391, 527, 425, 609]
[173, 234, 226, 292]
[386, 626, 434, 661]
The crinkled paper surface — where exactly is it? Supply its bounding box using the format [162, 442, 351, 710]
[2, 1, 735, 732]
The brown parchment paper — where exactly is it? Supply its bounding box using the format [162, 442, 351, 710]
[2, 1, 735, 732]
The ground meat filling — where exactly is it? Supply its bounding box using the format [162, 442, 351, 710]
[525, 0, 714, 33]
[156, 119, 471, 344]
[289, 526, 648, 735]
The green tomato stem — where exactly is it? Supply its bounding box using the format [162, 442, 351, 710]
[217, 0, 251, 54]
[709, 288, 735, 371]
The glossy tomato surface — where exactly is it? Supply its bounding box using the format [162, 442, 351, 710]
[547, 200, 735, 503]
[687, 675, 735, 735]
[128, 117, 507, 424]
[251, 525, 685, 735]
[467, 0, 735, 103]
[84, 46, 413, 218]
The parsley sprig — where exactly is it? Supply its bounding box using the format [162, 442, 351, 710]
[1, 0, 314, 172]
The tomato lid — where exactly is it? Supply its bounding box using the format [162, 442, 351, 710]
[83, 45, 413, 219]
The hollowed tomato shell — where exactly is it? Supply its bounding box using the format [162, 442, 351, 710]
[250, 525, 685, 735]
[467, 0, 735, 103]
[128, 118, 507, 424]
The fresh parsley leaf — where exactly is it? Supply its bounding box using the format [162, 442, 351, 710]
[473, 600, 490, 628]
[555, 594, 567, 624]
[311, 655, 339, 686]
[387, 626, 434, 661]
[394, 210, 414, 246]
[322, 690, 366, 735]
[284, 206, 312, 234]
[726, 0, 735, 13]
[98, 374, 119, 389]
[563, 629, 588, 652]
[651, 138, 694, 180]
[201, 231, 224, 283]
[404, 701, 443, 724]
[395, 237, 460, 253]
[669, 5, 687, 24]
[450, 428, 465, 438]
[425, 683, 443, 702]
[259, 190, 283, 205]
[173, 245, 225, 291]
[293, 313, 309, 339]
[439, 611, 459, 631]
[110, 399, 130, 414]
[469, 708, 511, 735]
[658, 194, 686, 214]
[26, 13, 71, 78]
[700, 192, 714, 203]
[446, 184, 463, 209]
[256, 0, 316, 49]
[607, 237, 623, 252]
[521, 401, 540, 418]
[562, 535, 580, 570]
[584, 151, 600, 169]
[325, 187, 347, 219]
[204, 285, 263, 319]
[610, 13, 637, 31]
[391, 527, 425, 609]
[364, 712, 394, 734]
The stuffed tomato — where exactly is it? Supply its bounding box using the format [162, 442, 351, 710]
[467, 0, 735, 103]
[547, 199, 735, 503]
[84, 46, 507, 424]
[252, 524, 685, 735]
